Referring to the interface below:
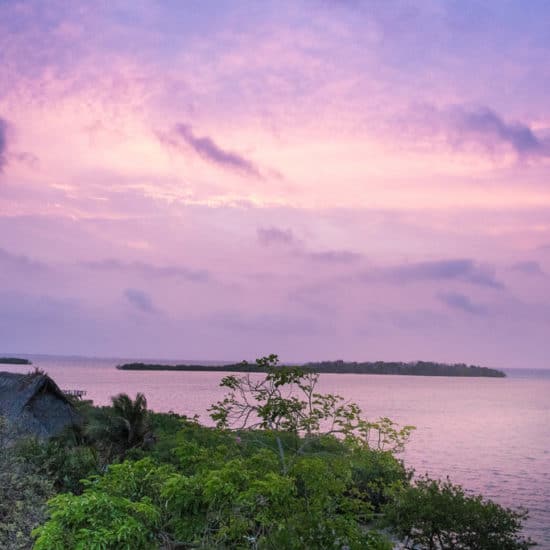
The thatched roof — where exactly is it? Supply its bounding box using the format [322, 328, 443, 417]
[0, 371, 81, 439]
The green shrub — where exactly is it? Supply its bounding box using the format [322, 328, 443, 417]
[0, 445, 54, 549]
[16, 438, 99, 494]
[383, 476, 536, 549]
[32, 491, 160, 550]
[350, 449, 410, 510]
[25, 356, 534, 549]
[84, 457, 175, 502]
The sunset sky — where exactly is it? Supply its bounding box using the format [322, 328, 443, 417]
[1, 1, 550, 367]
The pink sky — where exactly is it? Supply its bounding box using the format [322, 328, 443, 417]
[1, 1, 550, 367]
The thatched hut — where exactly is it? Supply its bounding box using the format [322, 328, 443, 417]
[0, 371, 81, 440]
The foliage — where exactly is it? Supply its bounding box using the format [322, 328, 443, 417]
[0, 356, 32, 365]
[383, 476, 536, 549]
[32, 491, 160, 550]
[85, 392, 152, 461]
[117, 360, 505, 378]
[209, 354, 415, 466]
[349, 447, 412, 511]
[33, 427, 401, 548]
[0, 417, 54, 550]
[302, 360, 505, 378]
[0, 355, 534, 549]
[16, 437, 99, 494]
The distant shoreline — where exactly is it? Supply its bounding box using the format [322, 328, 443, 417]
[0, 357, 32, 365]
[117, 360, 506, 377]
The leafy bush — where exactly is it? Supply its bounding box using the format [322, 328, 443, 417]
[0, 417, 54, 549]
[16, 438, 99, 494]
[32, 491, 160, 550]
[383, 476, 536, 549]
[161, 445, 392, 548]
[86, 393, 153, 462]
[350, 448, 410, 510]
[30, 429, 398, 548]
[24, 356, 535, 549]
[209, 354, 414, 478]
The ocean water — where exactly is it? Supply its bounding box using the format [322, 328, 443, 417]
[2, 355, 549, 547]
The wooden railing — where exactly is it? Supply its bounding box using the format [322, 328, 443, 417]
[63, 389, 87, 399]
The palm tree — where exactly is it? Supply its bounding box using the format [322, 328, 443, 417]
[111, 392, 150, 449]
[86, 393, 152, 460]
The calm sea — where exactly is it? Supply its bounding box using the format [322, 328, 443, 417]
[2, 355, 549, 547]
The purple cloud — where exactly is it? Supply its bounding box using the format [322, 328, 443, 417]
[81, 259, 209, 282]
[438, 292, 488, 316]
[363, 259, 503, 288]
[304, 250, 361, 264]
[0, 117, 7, 172]
[257, 227, 360, 264]
[369, 308, 449, 330]
[174, 124, 262, 178]
[210, 311, 318, 335]
[449, 106, 549, 158]
[510, 260, 545, 276]
[0, 247, 46, 273]
[124, 288, 157, 314]
[257, 226, 294, 246]
[0, 291, 98, 354]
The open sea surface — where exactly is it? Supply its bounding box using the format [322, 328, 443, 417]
[2, 355, 549, 547]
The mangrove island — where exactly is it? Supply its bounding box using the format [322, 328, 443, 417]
[117, 359, 506, 377]
[0, 357, 32, 365]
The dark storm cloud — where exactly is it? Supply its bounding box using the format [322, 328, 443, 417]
[174, 123, 262, 178]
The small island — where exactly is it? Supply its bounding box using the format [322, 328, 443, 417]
[0, 357, 32, 365]
[117, 359, 506, 377]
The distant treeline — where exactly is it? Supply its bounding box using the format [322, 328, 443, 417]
[0, 357, 32, 365]
[117, 360, 505, 377]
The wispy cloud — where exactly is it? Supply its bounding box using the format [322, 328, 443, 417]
[257, 226, 294, 246]
[0, 247, 46, 273]
[438, 292, 488, 316]
[303, 250, 361, 264]
[210, 311, 318, 335]
[124, 288, 157, 314]
[81, 259, 209, 282]
[173, 123, 262, 178]
[362, 259, 503, 288]
[0, 117, 7, 172]
[510, 260, 546, 276]
[257, 227, 360, 264]
[449, 106, 549, 158]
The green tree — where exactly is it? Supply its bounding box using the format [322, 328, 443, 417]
[0, 417, 54, 550]
[86, 393, 152, 461]
[383, 476, 536, 549]
[32, 491, 160, 550]
[209, 354, 414, 472]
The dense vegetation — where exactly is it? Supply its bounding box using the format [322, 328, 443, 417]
[0, 356, 533, 549]
[0, 357, 32, 365]
[117, 359, 505, 377]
